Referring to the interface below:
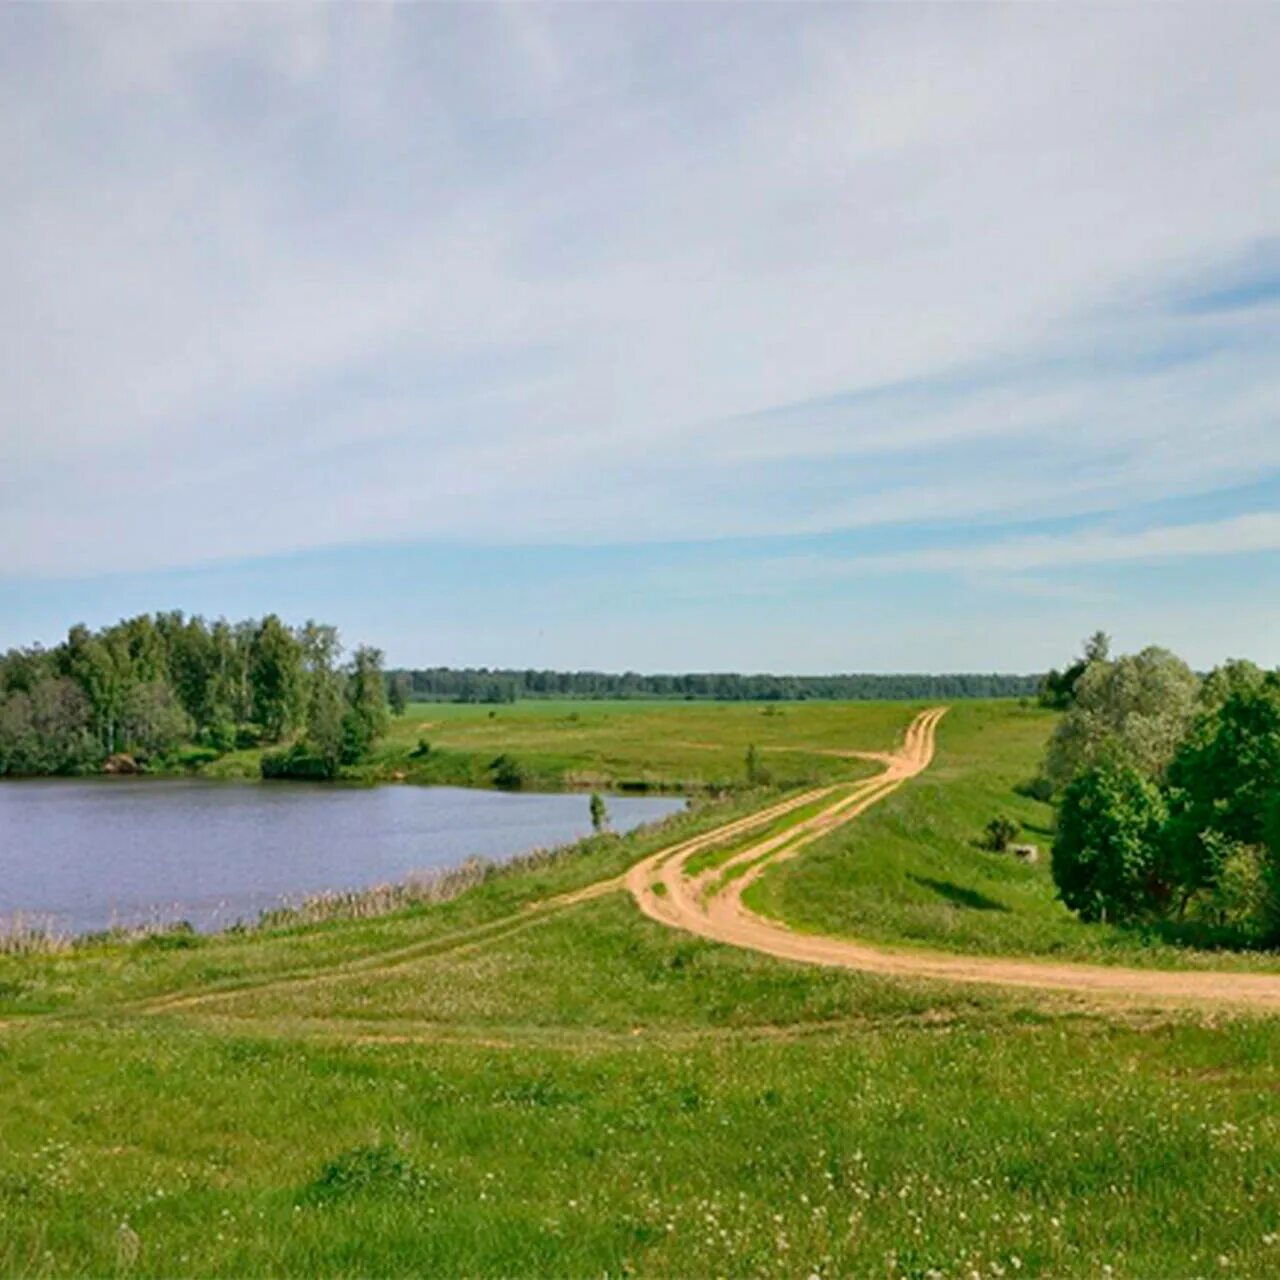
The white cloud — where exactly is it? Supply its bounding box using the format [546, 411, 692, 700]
[732, 513, 1280, 586]
[1, 4, 1278, 578]
[892, 512, 1280, 574]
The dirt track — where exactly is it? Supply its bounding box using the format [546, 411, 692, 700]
[626, 708, 1280, 1011]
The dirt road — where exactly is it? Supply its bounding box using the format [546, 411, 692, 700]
[626, 708, 1280, 1011]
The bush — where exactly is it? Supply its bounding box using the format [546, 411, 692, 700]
[490, 753, 527, 789]
[303, 1144, 428, 1203]
[261, 745, 337, 781]
[983, 815, 1021, 852]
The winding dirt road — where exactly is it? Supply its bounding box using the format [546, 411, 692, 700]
[626, 708, 1280, 1011]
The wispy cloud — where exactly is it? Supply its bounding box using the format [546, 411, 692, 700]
[0, 2, 1277, 613]
[870, 513, 1280, 575]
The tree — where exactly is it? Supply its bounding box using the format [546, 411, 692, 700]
[119, 680, 194, 757]
[590, 792, 609, 834]
[388, 672, 411, 718]
[0, 675, 99, 775]
[1039, 631, 1111, 709]
[306, 672, 347, 777]
[1198, 658, 1266, 713]
[59, 623, 129, 753]
[339, 646, 389, 765]
[248, 615, 304, 742]
[1043, 646, 1199, 789]
[1052, 761, 1168, 923]
[1163, 673, 1280, 921]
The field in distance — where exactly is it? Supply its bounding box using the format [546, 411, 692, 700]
[356, 697, 925, 791]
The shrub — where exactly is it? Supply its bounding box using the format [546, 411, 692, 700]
[303, 1144, 428, 1203]
[261, 745, 337, 781]
[983, 815, 1021, 852]
[490, 753, 527, 789]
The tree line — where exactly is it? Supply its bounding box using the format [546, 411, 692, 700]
[390, 667, 1042, 705]
[0, 613, 388, 779]
[1043, 634, 1280, 945]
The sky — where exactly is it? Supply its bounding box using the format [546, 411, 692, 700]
[3, 3, 1279, 673]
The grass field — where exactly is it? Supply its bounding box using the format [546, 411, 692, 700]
[199, 697, 910, 790]
[748, 701, 1280, 972]
[5, 699, 1280, 1276]
[362, 698, 913, 791]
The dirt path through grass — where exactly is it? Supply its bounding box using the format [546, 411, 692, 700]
[628, 708, 1280, 1011]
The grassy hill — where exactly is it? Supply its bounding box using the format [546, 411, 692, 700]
[4, 699, 1280, 1276]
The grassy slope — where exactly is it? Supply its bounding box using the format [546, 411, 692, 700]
[4, 700, 1280, 1275]
[4, 898, 1280, 1277]
[749, 701, 1280, 971]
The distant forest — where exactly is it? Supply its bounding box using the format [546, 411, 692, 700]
[391, 667, 1042, 704]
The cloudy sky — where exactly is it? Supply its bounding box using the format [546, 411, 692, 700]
[4, 3, 1279, 672]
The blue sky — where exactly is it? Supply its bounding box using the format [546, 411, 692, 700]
[3, 4, 1279, 672]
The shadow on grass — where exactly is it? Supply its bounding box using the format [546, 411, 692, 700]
[910, 876, 1009, 913]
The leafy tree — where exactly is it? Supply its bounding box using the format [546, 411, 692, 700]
[0, 675, 99, 775]
[340, 646, 389, 765]
[1198, 658, 1266, 713]
[59, 623, 129, 753]
[248, 615, 305, 742]
[388, 672, 411, 718]
[1039, 631, 1111, 709]
[119, 681, 194, 757]
[1163, 673, 1280, 923]
[1043, 646, 1199, 789]
[1052, 761, 1168, 923]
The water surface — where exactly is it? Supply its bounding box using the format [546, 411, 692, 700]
[0, 779, 685, 936]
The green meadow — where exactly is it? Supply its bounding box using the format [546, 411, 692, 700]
[359, 697, 911, 791]
[4, 699, 1280, 1277]
[749, 702, 1280, 972]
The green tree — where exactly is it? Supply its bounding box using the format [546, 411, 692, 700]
[59, 623, 129, 753]
[1043, 645, 1199, 789]
[297, 621, 346, 775]
[388, 672, 411, 718]
[340, 646, 389, 764]
[118, 681, 194, 757]
[1039, 631, 1111, 709]
[1052, 761, 1168, 923]
[1163, 673, 1280, 924]
[248, 616, 305, 742]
